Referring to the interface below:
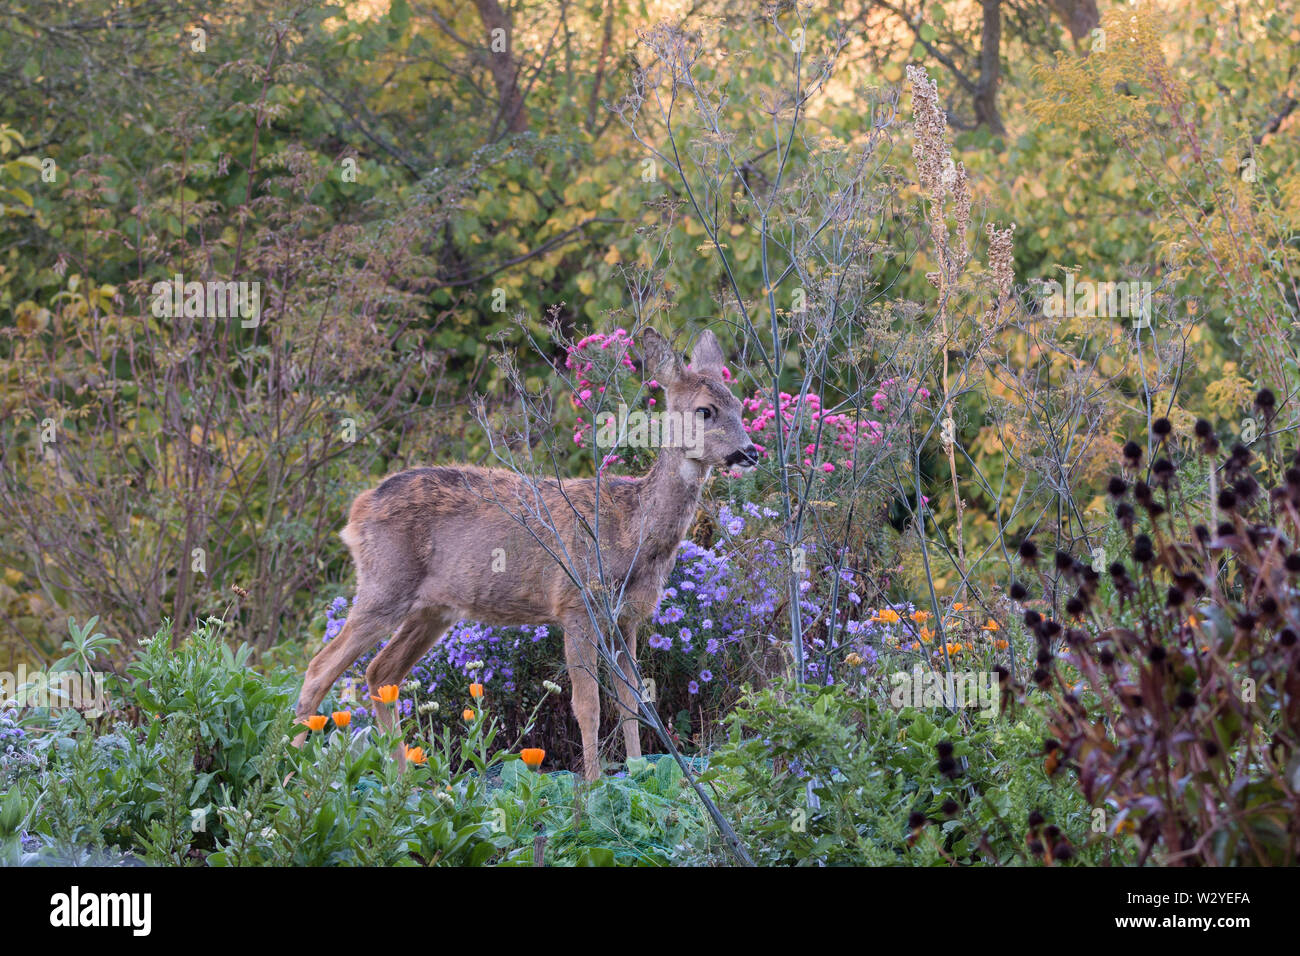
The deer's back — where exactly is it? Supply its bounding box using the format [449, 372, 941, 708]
[341, 465, 665, 624]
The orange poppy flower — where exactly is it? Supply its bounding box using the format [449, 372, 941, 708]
[469, 682, 484, 699]
[953, 602, 966, 611]
[304, 714, 328, 732]
[462, 708, 475, 721]
[874, 608, 901, 624]
[405, 746, 427, 765]
[520, 748, 545, 770]
[370, 684, 400, 705]
[920, 626, 935, 644]
[982, 620, 1000, 632]
[994, 639, 1009, 651]
[910, 610, 931, 624]
[331, 710, 351, 728]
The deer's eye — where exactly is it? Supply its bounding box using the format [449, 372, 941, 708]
[696, 407, 712, 420]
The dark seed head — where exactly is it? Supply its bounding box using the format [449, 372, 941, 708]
[1255, 388, 1276, 410]
[1176, 689, 1196, 709]
[1019, 539, 1039, 563]
[1107, 476, 1127, 497]
[1010, 581, 1029, 601]
[941, 799, 959, 816]
[1027, 810, 1045, 828]
[1194, 419, 1212, 438]
[1148, 645, 1167, 663]
[1123, 440, 1143, 464]
[936, 740, 954, 758]
[908, 811, 926, 829]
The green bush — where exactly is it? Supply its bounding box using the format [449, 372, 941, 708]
[683, 681, 1100, 866]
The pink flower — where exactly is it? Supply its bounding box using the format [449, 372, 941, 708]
[822, 462, 835, 473]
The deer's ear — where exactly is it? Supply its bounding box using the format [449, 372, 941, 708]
[640, 328, 683, 385]
[690, 330, 726, 379]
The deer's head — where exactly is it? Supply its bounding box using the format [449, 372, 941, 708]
[641, 328, 758, 470]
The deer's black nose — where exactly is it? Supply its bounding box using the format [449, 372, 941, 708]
[726, 446, 759, 466]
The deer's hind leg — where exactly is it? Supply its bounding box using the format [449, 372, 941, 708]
[365, 604, 456, 741]
[293, 589, 416, 746]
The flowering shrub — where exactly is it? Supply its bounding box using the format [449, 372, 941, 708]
[738, 377, 931, 478]
[566, 328, 640, 469]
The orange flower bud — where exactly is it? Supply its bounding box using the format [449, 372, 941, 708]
[469, 682, 484, 699]
[304, 714, 328, 732]
[331, 710, 351, 728]
[520, 747, 545, 770]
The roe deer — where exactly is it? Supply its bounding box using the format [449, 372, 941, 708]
[293, 328, 757, 779]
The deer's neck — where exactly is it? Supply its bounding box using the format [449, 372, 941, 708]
[637, 448, 710, 554]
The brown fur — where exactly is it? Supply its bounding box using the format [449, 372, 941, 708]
[293, 329, 756, 779]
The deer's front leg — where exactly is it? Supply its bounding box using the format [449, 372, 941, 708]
[562, 617, 602, 781]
